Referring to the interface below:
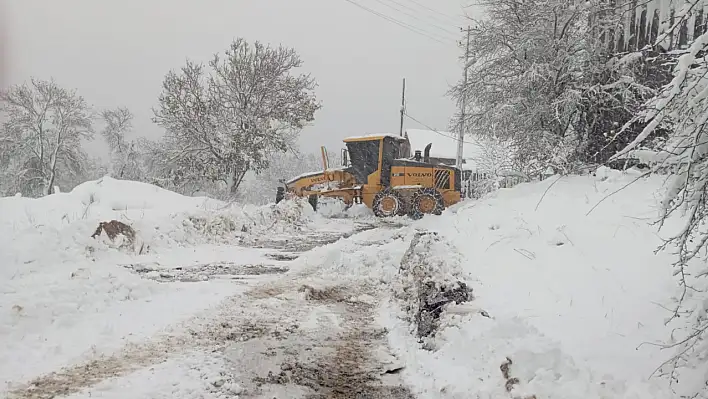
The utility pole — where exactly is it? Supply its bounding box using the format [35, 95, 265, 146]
[399, 78, 406, 137]
[456, 26, 471, 170]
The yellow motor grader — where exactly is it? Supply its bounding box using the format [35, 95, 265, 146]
[276, 134, 463, 219]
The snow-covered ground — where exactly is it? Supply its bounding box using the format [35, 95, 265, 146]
[0, 177, 374, 397]
[0, 171, 689, 398]
[382, 167, 681, 398]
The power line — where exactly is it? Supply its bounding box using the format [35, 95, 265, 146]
[347, 0, 454, 43]
[404, 112, 479, 146]
[341, 0, 453, 45]
[402, 0, 461, 23]
[371, 0, 459, 37]
[398, 0, 463, 26]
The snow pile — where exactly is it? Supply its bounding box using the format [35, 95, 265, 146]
[345, 203, 375, 218]
[394, 231, 473, 342]
[312, 196, 347, 217]
[292, 227, 411, 283]
[313, 197, 375, 219]
[0, 177, 322, 391]
[0, 176, 321, 259]
[383, 168, 680, 398]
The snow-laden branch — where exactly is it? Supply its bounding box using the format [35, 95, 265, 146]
[0, 78, 94, 196]
[152, 38, 320, 196]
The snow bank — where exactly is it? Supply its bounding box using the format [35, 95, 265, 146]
[0, 177, 320, 262]
[394, 231, 473, 341]
[291, 226, 412, 283]
[0, 177, 322, 390]
[383, 168, 680, 398]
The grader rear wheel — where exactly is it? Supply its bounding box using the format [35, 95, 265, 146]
[372, 188, 406, 217]
[409, 188, 445, 220]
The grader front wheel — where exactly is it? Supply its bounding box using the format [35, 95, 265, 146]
[372, 188, 406, 217]
[409, 188, 445, 220]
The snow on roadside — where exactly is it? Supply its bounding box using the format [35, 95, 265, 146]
[380, 168, 680, 398]
[0, 176, 327, 262]
[0, 177, 332, 391]
[62, 350, 242, 399]
[287, 225, 412, 284]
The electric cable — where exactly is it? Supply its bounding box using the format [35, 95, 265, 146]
[341, 0, 456, 45]
[370, 0, 459, 37]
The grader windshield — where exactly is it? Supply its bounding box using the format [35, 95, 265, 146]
[344, 135, 406, 186]
[344, 139, 380, 184]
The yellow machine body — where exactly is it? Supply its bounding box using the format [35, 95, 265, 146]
[279, 134, 463, 218]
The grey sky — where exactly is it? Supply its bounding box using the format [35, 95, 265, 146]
[4, 0, 477, 156]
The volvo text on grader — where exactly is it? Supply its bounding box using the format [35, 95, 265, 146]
[275, 134, 463, 219]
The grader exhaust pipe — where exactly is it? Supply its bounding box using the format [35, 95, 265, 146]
[424, 143, 432, 163]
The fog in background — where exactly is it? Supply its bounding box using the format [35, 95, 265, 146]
[2, 0, 477, 156]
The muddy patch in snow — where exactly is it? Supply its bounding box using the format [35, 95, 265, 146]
[265, 253, 299, 261]
[240, 221, 380, 253]
[245, 233, 354, 252]
[233, 283, 415, 399]
[121, 261, 289, 282]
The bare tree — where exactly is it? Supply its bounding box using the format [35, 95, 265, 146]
[101, 107, 143, 180]
[153, 38, 321, 197]
[0, 78, 93, 196]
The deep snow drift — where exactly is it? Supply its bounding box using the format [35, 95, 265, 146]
[381, 168, 684, 398]
[0, 177, 370, 394]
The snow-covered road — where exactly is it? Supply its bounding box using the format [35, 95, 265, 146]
[5, 221, 417, 399]
[2, 174, 694, 398]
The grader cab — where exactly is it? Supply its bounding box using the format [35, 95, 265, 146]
[276, 134, 462, 219]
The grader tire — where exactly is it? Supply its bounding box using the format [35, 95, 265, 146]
[409, 188, 445, 220]
[373, 188, 406, 217]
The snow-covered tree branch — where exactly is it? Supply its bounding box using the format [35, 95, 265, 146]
[152, 38, 321, 197]
[101, 107, 143, 180]
[450, 0, 670, 174]
[0, 78, 94, 196]
[606, 21, 708, 393]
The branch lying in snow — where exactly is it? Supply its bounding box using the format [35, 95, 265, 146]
[535, 175, 563, 211]
[585, 170, 652, 216]
[514, 248, 536, 260]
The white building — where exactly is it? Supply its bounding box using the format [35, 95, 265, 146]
[404, 128, 487, 176]
[404, 129, 481, 170]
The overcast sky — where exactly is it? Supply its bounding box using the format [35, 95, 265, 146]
[3, 0, 478, 156]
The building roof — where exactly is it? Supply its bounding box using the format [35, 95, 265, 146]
[343, 133, 406, 142]
[405, 128, 482, 166]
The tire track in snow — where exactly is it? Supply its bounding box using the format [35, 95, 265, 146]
[6, 223, 414, 399]
[5, 291, 286, 399]
[300, 286, 415, 399]
[237, 284, 415, 399]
